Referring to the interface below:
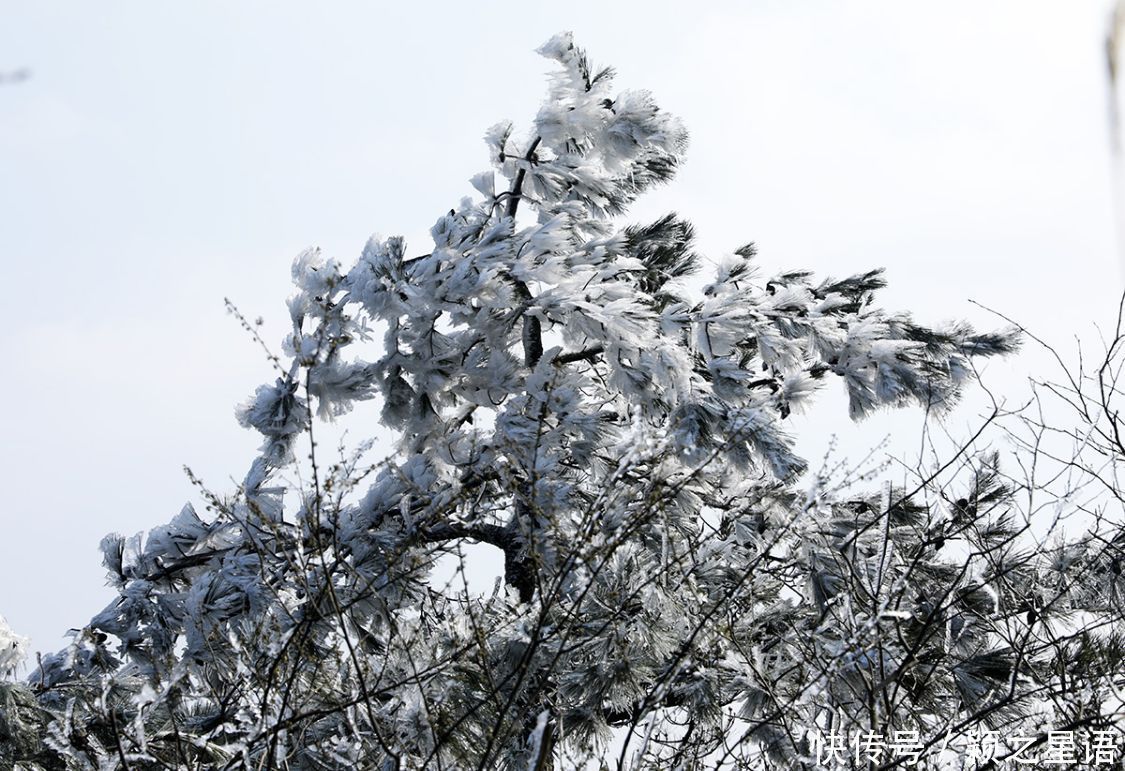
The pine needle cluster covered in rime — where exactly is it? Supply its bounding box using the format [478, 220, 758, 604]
[4, 33, 1125, 771]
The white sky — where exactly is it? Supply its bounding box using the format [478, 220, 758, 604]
[2, 1, 1123, 655]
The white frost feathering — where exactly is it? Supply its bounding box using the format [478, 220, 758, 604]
[0, 614, 29, 678]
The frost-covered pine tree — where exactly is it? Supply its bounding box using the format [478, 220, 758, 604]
[4, 33, 1125, 770]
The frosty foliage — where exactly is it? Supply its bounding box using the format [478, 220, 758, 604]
[0, 616, 28, 679]
[4, 33, 1125, 770]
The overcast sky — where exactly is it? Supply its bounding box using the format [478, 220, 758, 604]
[2, 1, 1123, 654]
